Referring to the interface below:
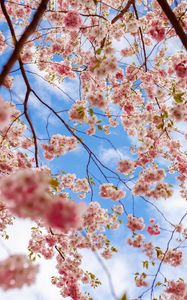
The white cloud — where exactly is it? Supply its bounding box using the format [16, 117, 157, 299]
[99, 146, 130, 165]
[154, 187, 187, 226]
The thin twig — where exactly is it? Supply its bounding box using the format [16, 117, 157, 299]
[0, 0, 50, 85]
[111, 0, 134, 24]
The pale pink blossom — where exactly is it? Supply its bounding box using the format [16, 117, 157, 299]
[127, 214, 145, 232]
[64, 11, 82, 30]
[99, 183, 125, 201]
[0, 255, 39, 290]
[0, 169, 51, 219]
[46, 195, 86, 232]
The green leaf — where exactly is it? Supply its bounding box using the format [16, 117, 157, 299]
[168, 120, 173, 128]
[174, 92, 185, 103]
[95, 48, 102, 55]
[179, 278, 184, 281]
[92, 61, 100, 70]
[50, 178, 59, 191]
[105, 239, 110, 246]
[162, 111, 168, 118]
[143, 260, 149, 269]
[76, 106, 84, 112]
[155, 247, 163, 258]
[156, 123, 164, 130]
[97, 125, 103, 130]
[89, 108, 94, 116]
[111, 246, 118, 253]
[120, 293, 128, 300]
[155, 281, 162, 287]
[87, 177, 96, 186]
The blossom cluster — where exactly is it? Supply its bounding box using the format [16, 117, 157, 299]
[28, 201, 120, 299]
[0, 255, 39, 290]
[42, 134, 78, 160]
[127, 214, 145, 232]
[0, 201, 13, 232]
[135, 273, 148, 288]
[147, 218, 160, 235]
[0, 169, 85, 233]
[68, 100, 88, 123]
[159, 249, 183, 267]
[0, 97, 19, 131]
[117, 159, 135, 175]
[165, 280, 187, 298]
[99, 183, 125, 201]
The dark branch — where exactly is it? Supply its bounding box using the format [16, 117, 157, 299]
[111, 0, 134, 24]
[0, 0, 50, 86]
[156, 0, 187, 50]
[133, 2, 147, 72]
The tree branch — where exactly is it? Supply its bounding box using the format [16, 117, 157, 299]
[0, 0, 50, 86]
[132, 2, 147, 72]
[111, 0, 134, 24]
[1, 0, 39, 167]
[156, 0, 187, 50]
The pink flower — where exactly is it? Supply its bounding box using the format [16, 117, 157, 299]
[149, 22, 166, 42]
[0, 169, 51, 219]
[0, 201, 13, 232]
[147, 225, 160, 235]
[165, 280, 186, 296]
[46, 195, 86, 232]
[159, 249, 183, 266]
[117, 159, 135, 175]
[64, 11, 82, 30]
[68, 100, 88, 123]
[73, 178, 90, 193]
[99, 183, 125, 201]
[42, 134, 78, 160]
[2, 75, 13, 88]
[0, 255, 39, 290]
[0, 31, 6, 54]
[127, 214, 145, 231]
[88, 93, 107, 109]
[0, 97, 12, 130]
[115, 69, 124, 80]
[127, 234, 145, 248]
[135, 273, 148, 287]
[174, 60, 187, 78]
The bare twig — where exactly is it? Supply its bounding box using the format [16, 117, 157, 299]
[0, 0, 50, 86]
[94, 251, 119, 300]
[111, 0, 134, 24]
[1, 2, 39, 167]
[133, 2, 147, 71]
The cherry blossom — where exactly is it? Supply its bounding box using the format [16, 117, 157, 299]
[46, 195, 86, 232]
[165, 280, 187, 297]
[64, 11, 82, 31]
[99, 183, 126, 201]
[0, 97, 12, 130]
[0, 255, 39, 290]
[42, 134, 78, 160]
[0, 168, 51, 219]
[127, 214, 145, 232]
